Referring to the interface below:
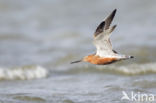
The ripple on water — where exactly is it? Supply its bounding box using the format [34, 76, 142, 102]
[13, 96, 46, 102]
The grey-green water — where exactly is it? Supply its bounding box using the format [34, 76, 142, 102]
[0, 0, 156, 103]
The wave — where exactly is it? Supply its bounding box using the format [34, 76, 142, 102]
[67, 62, 156, 75]
[96, 62, 156, 75]
[0, 65, 48, 80]
[1, 62, 155, 81]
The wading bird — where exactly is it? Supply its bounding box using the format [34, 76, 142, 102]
[71, 9, 133, 65]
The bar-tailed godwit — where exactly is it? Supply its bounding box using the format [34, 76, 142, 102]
[71, 9, 134, 65]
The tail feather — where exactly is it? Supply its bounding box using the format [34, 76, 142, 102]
[123, 55, 134, 60]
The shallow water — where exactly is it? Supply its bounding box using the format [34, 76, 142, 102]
[0, 0, 156, 103]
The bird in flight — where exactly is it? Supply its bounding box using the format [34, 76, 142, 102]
[71, 9, 133, 65]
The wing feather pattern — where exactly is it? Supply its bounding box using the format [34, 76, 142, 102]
[93, 9, 117, 57]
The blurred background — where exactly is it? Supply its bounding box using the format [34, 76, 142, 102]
[0, 0, 156, 103]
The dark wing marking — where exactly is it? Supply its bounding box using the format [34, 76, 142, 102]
[104, 9, 116, 30]
[112, 50, 118, 53]
[94, 21, 105, 37]
[94, 9, 117, 37]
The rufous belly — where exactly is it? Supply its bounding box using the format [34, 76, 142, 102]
[83, 54, 118, 65]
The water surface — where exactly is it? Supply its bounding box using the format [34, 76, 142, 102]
[0, 0, 156, 103]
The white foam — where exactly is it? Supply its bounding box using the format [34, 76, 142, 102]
[0, 65, 48, 80]
[97, 62, 156, 75]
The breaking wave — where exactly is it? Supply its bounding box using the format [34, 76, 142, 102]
[0, 65, 48, 80]
[96, 62, 156, 75]
[67, 62, 156, 75]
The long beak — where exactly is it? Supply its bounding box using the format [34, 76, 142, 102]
[70, 60, 82, 64]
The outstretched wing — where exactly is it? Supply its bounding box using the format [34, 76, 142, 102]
[93, 9, 117, 57]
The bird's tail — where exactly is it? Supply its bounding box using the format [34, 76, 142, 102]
[70, 60, 82, 64]
[123, 55, 134, 60]
[117, 55, 134, 60]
